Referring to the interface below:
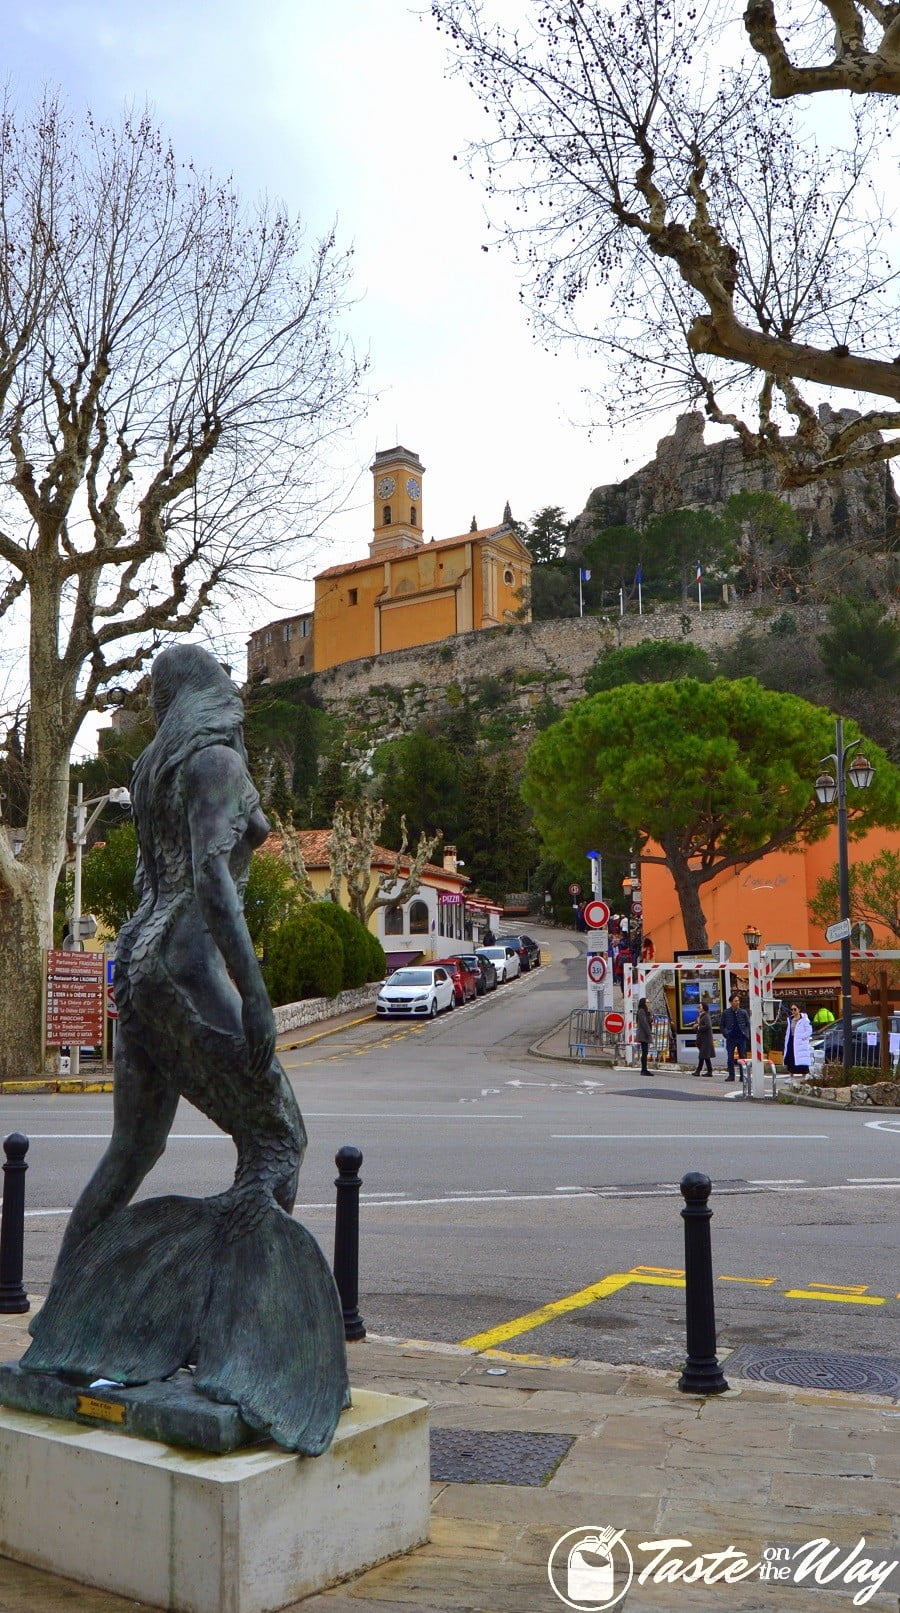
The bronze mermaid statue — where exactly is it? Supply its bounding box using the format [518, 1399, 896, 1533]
[24, 645, 349, 1455]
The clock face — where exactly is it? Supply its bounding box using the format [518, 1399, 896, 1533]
[376, 476, 395, 498]
[406, 477, 421, 500]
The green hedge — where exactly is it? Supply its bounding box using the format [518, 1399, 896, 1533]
[313, 902, 370, 989]
[262, 910, 343, 1004]
[363, 928, 387, 981]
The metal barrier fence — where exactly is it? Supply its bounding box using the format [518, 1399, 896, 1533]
[568, 1009, 623, 1059]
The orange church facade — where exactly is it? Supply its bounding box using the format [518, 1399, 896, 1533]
[312, 445, 531, 673]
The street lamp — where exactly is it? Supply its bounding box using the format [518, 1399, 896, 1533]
[68, 783, 131, 1077]
[813, 718, 874, 1075]
[742, 923, 761, 952]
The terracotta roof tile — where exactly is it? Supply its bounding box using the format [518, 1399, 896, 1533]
[315, 525, 511, 580]
[260, 829, 468, 885]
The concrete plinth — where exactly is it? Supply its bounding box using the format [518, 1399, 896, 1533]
[0, 1388, 429, 1613]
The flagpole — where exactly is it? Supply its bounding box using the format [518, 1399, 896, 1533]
[579, 569, 584, 618]
[619, 586, 624, 617]
[698, 571, 703, 612]
[638, 580, 643, 615]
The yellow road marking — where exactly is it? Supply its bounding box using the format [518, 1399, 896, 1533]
[784, 1289, 885, 1305]
[801, 1282, 869, 1294]
[461, 1270, 685, 1352]
[481, 1347, 574, 1367]
[629, 1265, 684, 1277]
[719, 1274, 778, 1287]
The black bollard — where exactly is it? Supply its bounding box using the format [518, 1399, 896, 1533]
[0, 1133, 29, 1314]
[333, 1145, 366, 1342]
[677, 1171, 728, 1395]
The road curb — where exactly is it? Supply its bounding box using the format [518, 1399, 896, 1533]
[0, 1077, 114, 1095]
[278, 1011, 376, 1052]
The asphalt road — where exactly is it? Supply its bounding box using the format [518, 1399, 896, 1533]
[4, 928, 899, 1371]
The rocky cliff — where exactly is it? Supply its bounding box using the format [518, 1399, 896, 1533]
[568, 408, 899, 556]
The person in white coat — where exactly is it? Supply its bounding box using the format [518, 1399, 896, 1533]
[783, 1003, 812, 1075]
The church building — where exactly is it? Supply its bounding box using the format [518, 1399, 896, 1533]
[312, 446, 532, 673]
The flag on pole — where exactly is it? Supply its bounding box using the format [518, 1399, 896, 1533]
[635, 563, 643, 585]
[696, 560, 703, 612]
[696, 562, 702, 582]
[580, 568, 592, 581]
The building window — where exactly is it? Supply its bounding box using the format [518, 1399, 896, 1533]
[282, 623, 292, 641]
[383, 505, 392, 525]
[503, 567, 515, 586]
[264, 630, 273, 646]
[409, 899, 429, 935]
[300, 618, 309, 636]
[410, 505, 417, 526]
[348, 588, 358, 606]
[384, 904, 404, 935]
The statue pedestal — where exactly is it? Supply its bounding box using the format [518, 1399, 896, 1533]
[0, 1388, 429, 1613]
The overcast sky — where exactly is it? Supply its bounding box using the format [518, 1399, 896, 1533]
[4, 1, 672, 748]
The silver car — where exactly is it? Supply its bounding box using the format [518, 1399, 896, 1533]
[376, 966, 456, 1018]
[479, 944, 521, 983]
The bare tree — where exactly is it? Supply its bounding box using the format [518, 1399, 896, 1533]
[0, 94, 362, 1080]
[327, 800, 441, 927]
[432, 0, 900, 487]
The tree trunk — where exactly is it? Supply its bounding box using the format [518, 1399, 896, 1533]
[663, 842, 710, 951]
[0, 865, 52, 1081]
[0, 569, 74, 1082]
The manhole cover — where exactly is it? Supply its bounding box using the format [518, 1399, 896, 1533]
[430, 1428, 573, 1486]
[725, 1345, 900, 1396]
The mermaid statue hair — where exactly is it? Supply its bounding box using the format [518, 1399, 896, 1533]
[131, 645, 247, 826]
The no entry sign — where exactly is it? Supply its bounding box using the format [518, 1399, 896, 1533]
[583, 898, 610, 929]
[604, 1010, 625, 1035]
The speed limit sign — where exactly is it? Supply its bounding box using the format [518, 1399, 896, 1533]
[568, 882, 581, 896]
[587, 954, 607, 985]
[631, 900, 643, 917]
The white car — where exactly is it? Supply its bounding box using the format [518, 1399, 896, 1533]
[376, 966, 456, 1018]
[479, 944, 521, 983]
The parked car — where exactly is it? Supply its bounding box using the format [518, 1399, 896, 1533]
[376, 966, 455, 1018]
[469, 951, 499, 993]
[433, 956, 479, 1004]
[479, 944, 521, 983]
[496, 933, 542, 971]
[814, 1013, 900, 1073]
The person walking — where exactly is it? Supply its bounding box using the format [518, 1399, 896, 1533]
[721, 990, 751, 1083]
[691, 994, 715, 1078]
[813, 1004, 836, 1028]
[783, 1002, 813, 1076]
[635, 997, 653, 1075]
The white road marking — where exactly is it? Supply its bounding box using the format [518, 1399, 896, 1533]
[551, 1133, 829, 1141]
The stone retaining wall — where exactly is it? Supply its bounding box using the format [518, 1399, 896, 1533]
[311, 604, 828, 723]
[793, 1078, 900, 1106]
[274, 983, 378, 1034]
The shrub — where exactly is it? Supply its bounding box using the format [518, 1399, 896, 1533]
[817, 1062, 890, 1088]
[262, 910, 342, 1005]
[312, 901, 370, 989]
[363, 928, 388, 981]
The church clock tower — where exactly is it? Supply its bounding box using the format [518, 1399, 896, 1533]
[369, 445, 426, 557]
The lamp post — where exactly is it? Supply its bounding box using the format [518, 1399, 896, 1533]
[814, 718, 874, 1076]
[68, 783, 131, 1077]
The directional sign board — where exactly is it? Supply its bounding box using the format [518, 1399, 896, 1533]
[825, 918, 852, 943]
[604, 1010, 625, 1035]
[45, 949, 103, 1046]
[586, 954, 607, 985]
[583, 898, 611, 929]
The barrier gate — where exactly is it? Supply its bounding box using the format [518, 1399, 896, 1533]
[622, 948, 900, 1099]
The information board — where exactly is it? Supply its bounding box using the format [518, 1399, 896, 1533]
[46, 949, 104, 1046]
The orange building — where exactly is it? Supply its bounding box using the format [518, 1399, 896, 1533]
[312, 445, 531, 672]
[640, 824, 900, 1006]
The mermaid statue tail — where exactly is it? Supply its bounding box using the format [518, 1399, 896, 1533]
[23, 1189, 349, 1457]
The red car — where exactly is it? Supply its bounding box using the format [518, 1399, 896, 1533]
[434, 956, 479, 1004]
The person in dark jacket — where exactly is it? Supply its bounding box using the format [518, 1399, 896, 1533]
[635, 997, 653, 1075]
[721, 990, 751, 1083]
[691, 994, 715, 1077]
